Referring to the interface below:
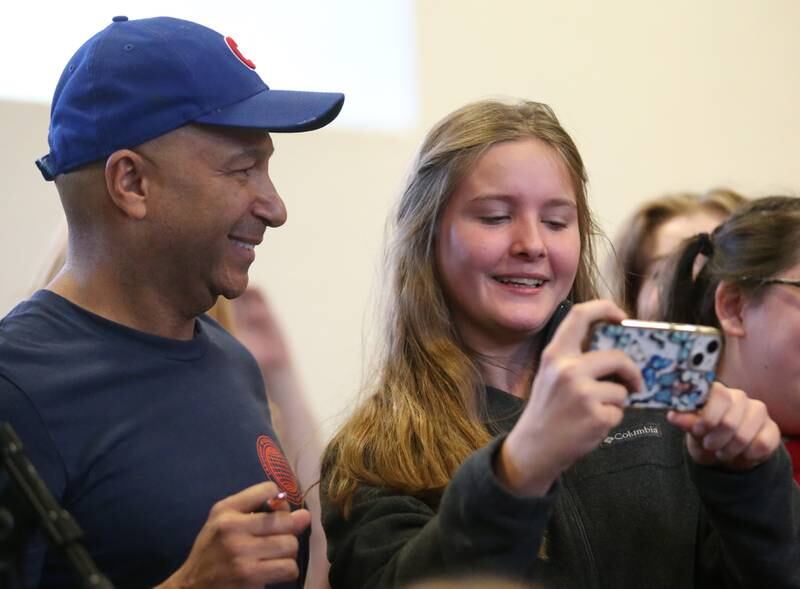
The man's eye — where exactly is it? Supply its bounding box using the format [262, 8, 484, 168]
[230, 165, 256, 177]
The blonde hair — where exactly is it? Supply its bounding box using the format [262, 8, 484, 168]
[324, 99, 601, 513]
[613, 188, 746, 315]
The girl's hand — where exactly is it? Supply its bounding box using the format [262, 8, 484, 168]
[667, 382, 781, 470]
[497, 300, 643, 496]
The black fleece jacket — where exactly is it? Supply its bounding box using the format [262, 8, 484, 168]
[321, 388, 800, 588]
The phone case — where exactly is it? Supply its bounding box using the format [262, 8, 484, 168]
[588, 319, 722, 411]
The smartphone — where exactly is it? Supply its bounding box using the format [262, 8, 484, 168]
[587, 319, 722, 411]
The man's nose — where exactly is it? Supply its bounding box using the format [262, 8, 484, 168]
[253, 175, 287, 228]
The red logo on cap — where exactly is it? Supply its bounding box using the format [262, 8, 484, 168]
[256, 435, 302, 505]
[225, 36, 256, 70]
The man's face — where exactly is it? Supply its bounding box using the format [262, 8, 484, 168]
[140, 124, 286, 309]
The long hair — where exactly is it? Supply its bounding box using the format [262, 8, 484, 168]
[661, 196, 800, 326]
[613, 188, 746, 316]
[324, 99, 601, 513]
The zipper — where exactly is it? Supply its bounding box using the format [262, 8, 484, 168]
[561, 482, 599, 589]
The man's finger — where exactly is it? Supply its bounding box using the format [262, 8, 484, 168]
[252, 558, 301, 585]
[289, 508, 312, 535]
[243, 507, 311, 537]
[243, 510, 298, 536]
[214, 481, 281, 514]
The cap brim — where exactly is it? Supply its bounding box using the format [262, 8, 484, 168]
[195, 88, 344, 133]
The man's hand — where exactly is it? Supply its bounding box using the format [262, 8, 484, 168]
[156, 481, 311, 589]
[668, 382, 781, 470]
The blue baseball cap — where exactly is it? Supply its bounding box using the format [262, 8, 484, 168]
[36, 16, 345, 181]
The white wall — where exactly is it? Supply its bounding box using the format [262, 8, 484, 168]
[2, 0, 800, 439]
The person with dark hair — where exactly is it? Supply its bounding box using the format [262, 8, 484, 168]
[660, 195, 800, 485]
[612, 189, 746, 319]
[0, 15, 343, 589]
[320, 99, 800, 588]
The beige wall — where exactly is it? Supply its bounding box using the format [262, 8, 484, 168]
[2, 0, 799, 438]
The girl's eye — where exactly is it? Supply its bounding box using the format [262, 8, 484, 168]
[543, 219, 568, 230]
[479, 215, 510, 225]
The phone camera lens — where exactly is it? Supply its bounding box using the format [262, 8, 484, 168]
[707, 340, 719, 353]
[692, 352, 704, 366]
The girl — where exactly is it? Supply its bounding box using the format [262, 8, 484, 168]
[661, 195, 800, 484]
[613, 189, 745, 319]
[321, 100, 798, 588]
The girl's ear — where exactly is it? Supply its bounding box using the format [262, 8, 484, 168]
[715, 281, 746, 337]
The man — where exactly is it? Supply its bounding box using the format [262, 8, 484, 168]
[0, 15, 343, 588]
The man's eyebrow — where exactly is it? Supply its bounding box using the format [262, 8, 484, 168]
[224, 145, 274, 165]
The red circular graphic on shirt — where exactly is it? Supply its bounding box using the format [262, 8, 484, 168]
[225, 36, 256, 70]
[256, 435, 302, 505]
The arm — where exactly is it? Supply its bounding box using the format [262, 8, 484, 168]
[691, 445, 800, 588]
[2, 375, 311, 589]
[324, 300, 646, 588]
[669, 384, 800, 588]
[322, 437, 556, 589]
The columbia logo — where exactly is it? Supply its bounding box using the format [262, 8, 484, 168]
[602, 424, 662, 446]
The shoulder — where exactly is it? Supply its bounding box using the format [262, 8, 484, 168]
[0, 292, 66, 379]
[0, 290, 116, 387]
[0, 290, 104, 353]
[1, 291, 60, 341]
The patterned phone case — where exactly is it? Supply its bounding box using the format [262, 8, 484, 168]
[588, 320, 722, 411]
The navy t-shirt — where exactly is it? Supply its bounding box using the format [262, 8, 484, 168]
[0, 290, 308, 588]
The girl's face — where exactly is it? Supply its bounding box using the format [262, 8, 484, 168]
[735, 261, 800, 435]
[435, 138, 581, 352]
[636, 210, 727, 320]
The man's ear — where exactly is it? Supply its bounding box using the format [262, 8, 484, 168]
[715, 281, 746, 337]
[104, 150, 152, 220]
